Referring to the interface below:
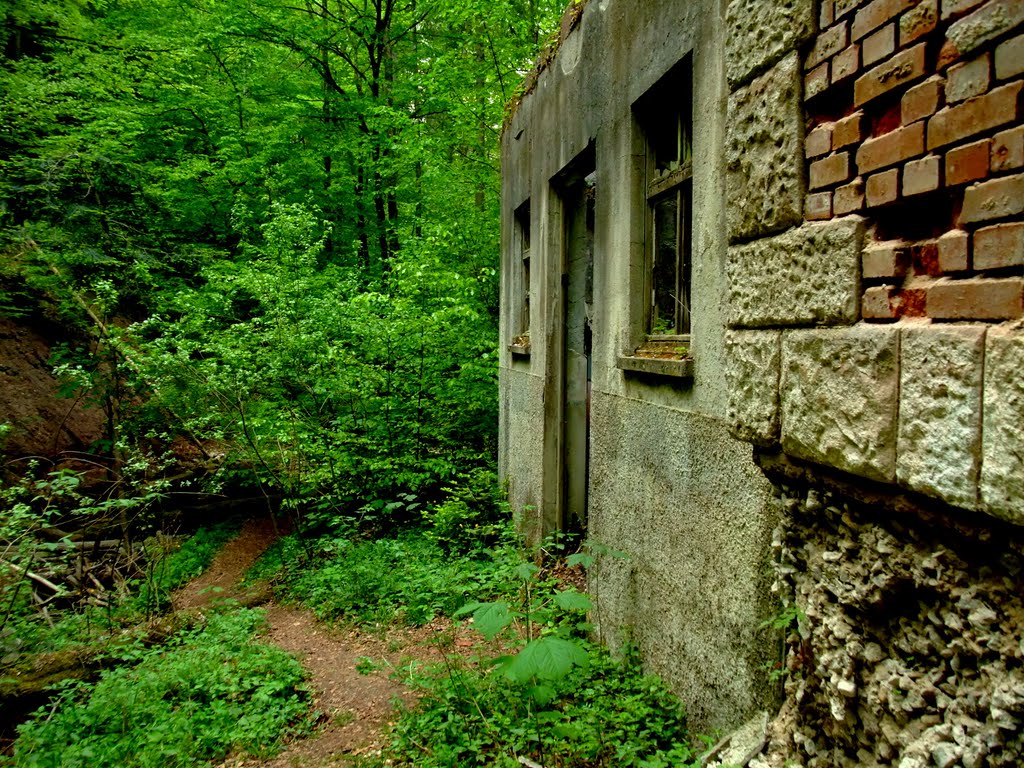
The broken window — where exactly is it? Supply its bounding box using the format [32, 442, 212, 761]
[636, 58, 692, 338]
[516, 202, 532, 337]
[511, 200, 531, 350]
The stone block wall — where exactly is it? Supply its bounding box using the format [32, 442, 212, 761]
[725, 0, 1024, 525]
[722, 0, 1024, 765]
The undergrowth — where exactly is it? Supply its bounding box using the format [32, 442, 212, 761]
[253, 531, 520, 626]
[390, 643, 697, 768]
[134, 518, 244, 614]
[0, 517, 243, 659]
[8, 609, 311, 768]
[249, 474, 701, 767]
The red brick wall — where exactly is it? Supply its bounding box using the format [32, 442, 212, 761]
[803, 0, 1024, 322]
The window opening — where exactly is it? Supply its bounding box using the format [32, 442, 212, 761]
[512, 200, 531, 349]
[635, 58, 692, 339]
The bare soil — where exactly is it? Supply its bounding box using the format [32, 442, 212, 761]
[173, 516, 466, 768]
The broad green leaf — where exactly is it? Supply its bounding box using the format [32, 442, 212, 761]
[565, 552, 595, 568]
[515, 562, 540, 581]
[554, 589, 592, 612]
[471, 601, 514, 640]
[504, 636, 589, 683]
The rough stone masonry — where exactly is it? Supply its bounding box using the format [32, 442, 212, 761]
[723, 0, 1024, 765]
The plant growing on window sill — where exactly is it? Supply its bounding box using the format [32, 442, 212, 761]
[617, 337, 693, 378]
[510, 332, 531, 357]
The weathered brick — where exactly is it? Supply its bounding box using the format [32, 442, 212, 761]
[834, 112, 864, 149]
[835, 177, 866, 213]
[960, 173, 1024, 224]
[927, 277, 1024, 319]
[902, 76, 944, 125]
[911, 239, 942, 275]
[942, 0, 986, 20]
[808, 21, 850, 69]
[863, 284, 900, 319]
[996, 33, 1024, 80]
[866, 168, 900, 206]
[836, 0, 860, 18]
[806, 61, 831, 99]
[946, 139, 991, 186]
[855, 43, 927, 106]
[806, 191, 834, 220]
[833, 44, 861, 82]
[863, 241, 910, 277]
[927, 81, 1024, 150]
[863, 23, 896, 66]
[974, 222, 1024, 269]
[806, 124, 834, 158]
[992, 124, 1024, 171]
[900, 0, 938, 46]
[938, 229, 970, 272]
[853, 0, 916, 40]
[938, 38, 963, 71]
[857, 122, 926, 173]
[821, 0, 836, 28]
[810, 152, 852, 189]
[904, 155, 942, 195]
[948, 0, 1024, 59]
[946, 54, 991, 103]
[900, 287, 928, 316]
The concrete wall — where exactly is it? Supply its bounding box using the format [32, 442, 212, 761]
[499, 0, 780, 730]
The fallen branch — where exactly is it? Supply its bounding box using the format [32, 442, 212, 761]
[3, 560, 63, 594]
[518, 757, 546, 768]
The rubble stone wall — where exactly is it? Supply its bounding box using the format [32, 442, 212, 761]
[757, 475, 1024, 768]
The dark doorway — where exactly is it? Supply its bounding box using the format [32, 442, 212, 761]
[561, 168, 595, 535]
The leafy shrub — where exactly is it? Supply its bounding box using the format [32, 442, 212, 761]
[11, 609, 311, 768]
[422, 468, 510, 556]
[277, 532, 519, 626]
[389, 643, 696, 768]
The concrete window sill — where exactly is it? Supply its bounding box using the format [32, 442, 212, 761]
[616, 354, 694, 378]
[509, 343, 532, 359]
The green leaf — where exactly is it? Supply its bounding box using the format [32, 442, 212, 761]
[514, 562, 540, 581]
[471, 601, 514, 640]
[565, 552, 595, 568]
[554, 589, 592, 612]
[504, 636, 589, 683]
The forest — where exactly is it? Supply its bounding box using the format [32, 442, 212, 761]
[0, 1, 705, 765]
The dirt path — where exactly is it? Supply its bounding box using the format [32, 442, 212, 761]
[173, 516, 455, 767]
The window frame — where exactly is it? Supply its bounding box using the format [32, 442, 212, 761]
[618, 56, 694, 379]
[510, 199, 532, 357]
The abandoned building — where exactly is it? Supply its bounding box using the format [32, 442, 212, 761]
[498, 0, 1024, 765]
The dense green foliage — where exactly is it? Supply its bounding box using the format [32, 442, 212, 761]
[0, 4, 703, 767]
[253, 506, 699, 768]
[1, 0, 563, 509]
[391, 644, 698, 768]
[246, 468, 518, 624]
[10, 609, 311, 768]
